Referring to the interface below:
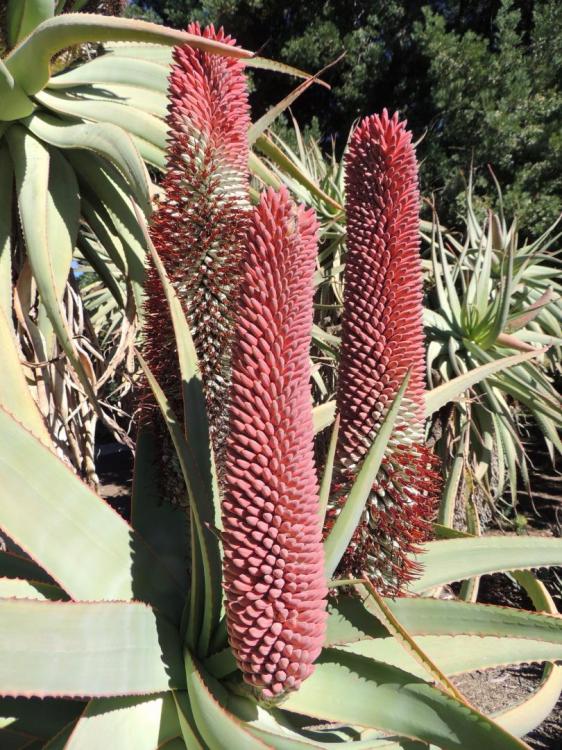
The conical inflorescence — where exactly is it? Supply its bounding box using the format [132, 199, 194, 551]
[325, 110, 440, 595]
[223, 187, 327, 699]
[143, 23, 251, 459]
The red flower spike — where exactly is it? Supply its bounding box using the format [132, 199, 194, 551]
[143, 23, 250, 458]
[223, 187, 327, 700]
[327, 110, 440, 595]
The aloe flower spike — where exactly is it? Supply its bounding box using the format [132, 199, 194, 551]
[223, 187, 327, 700]
[143, 22, 251, 462]
[326, 110, 440, 595]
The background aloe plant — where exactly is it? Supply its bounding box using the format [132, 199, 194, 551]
[422, 181, 561, 527]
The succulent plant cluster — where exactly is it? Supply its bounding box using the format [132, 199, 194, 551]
[1, 6, 561, 749]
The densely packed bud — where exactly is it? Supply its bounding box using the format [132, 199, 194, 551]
[143, 23, 250, 460]
[326, 110, 440, 595]
[223, 188, 327, 699]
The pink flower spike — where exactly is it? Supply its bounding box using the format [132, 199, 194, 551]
[223, 187, 327, 700]
[326, 110, 440, 595]
[143, 23, 251, 458]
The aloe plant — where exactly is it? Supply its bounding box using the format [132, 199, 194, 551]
[423, 180, 562, 523]
[2, 12, 561, 748]
[1, 225, 562, 747]
[0, 1, 255, 480]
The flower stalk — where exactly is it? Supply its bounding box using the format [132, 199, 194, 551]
[326, 110, 440, 595]
[223, 187, 327, 699]
[143, 23, 251, 460]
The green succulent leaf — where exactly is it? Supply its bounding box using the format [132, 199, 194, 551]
[68, 150, 148, 312]
[0, 145, 13, 323]
[6, 0, 55, 49]
[255, 135, 343, 214]
[77, 235, 126, 309]
[425, 348, 545, 416]
[173, 690, 206, 750]
[0, 696, 84, 746]
[495, 572, 562, 737]
[24, 111, 151, 214]
[34, 89, 168, 151]
[184, 651, 268, 750]
[324, 372, 410, 578]
[0, 306, 51, 444]
[131, 427, 189, 596]
[137, 352, 221, 657]
[48, 81, 169, 118]
[283, 649, 529, 750]
[343, 634, 562, 679]
[0, 576, 64, 601]
[3, 14, 252, 98]
[0, 548, 55, 586]
[327, 594, 562, 646]
[318, 415, 340, 522]
[64, 694, 180, 750]
[138, 220, 222, 656]
[0, 406, 184, 619]
[0, 59, 33, 120]
[47, 54, 170, 92]
[5, 126, 97, 398]
[411, 537, 562, 593]
[0, 600, 183, 698]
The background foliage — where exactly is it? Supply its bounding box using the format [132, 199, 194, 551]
[126, 0, 562, 235]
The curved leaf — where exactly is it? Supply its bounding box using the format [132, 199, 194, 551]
[5, 126, 94, 397]
[0, 600, 183, 698]
[0, 145, 13, 323]
[0, 406, 184, 619]
[494, 571, 562, 737]
[184, 651, 269, 750]
[312, 401, 337, 435]
[34, 89, 168, 150]
[425, 348, 546, 416]
[6, 0, 55, 49]
[255, 135, 343, 213]
[47, 81, 168, 117]
[0, 696, 84, 744]
[24, 111, 151, 213]
[68, 150, 148, 312]
[324, 372, 410, 578]
[0, 548, 55, 586]
[0, 60, 34, 120]
[411, 537, 562, 593]
[47, 54, 170, 92]
[343, 634, 562, 678]
[5, 14, 252, 95]
[65, 694, 180, 749]
[131, 427, 189, 595]
[0, 306, 50, 444]
[327, 595, 562, 646]
[283, 649, 529, 750]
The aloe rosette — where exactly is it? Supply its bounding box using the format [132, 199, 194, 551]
[143, 22, 251, 455]
[223, 186, 327, 698]
[326, 110, 440, 594]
